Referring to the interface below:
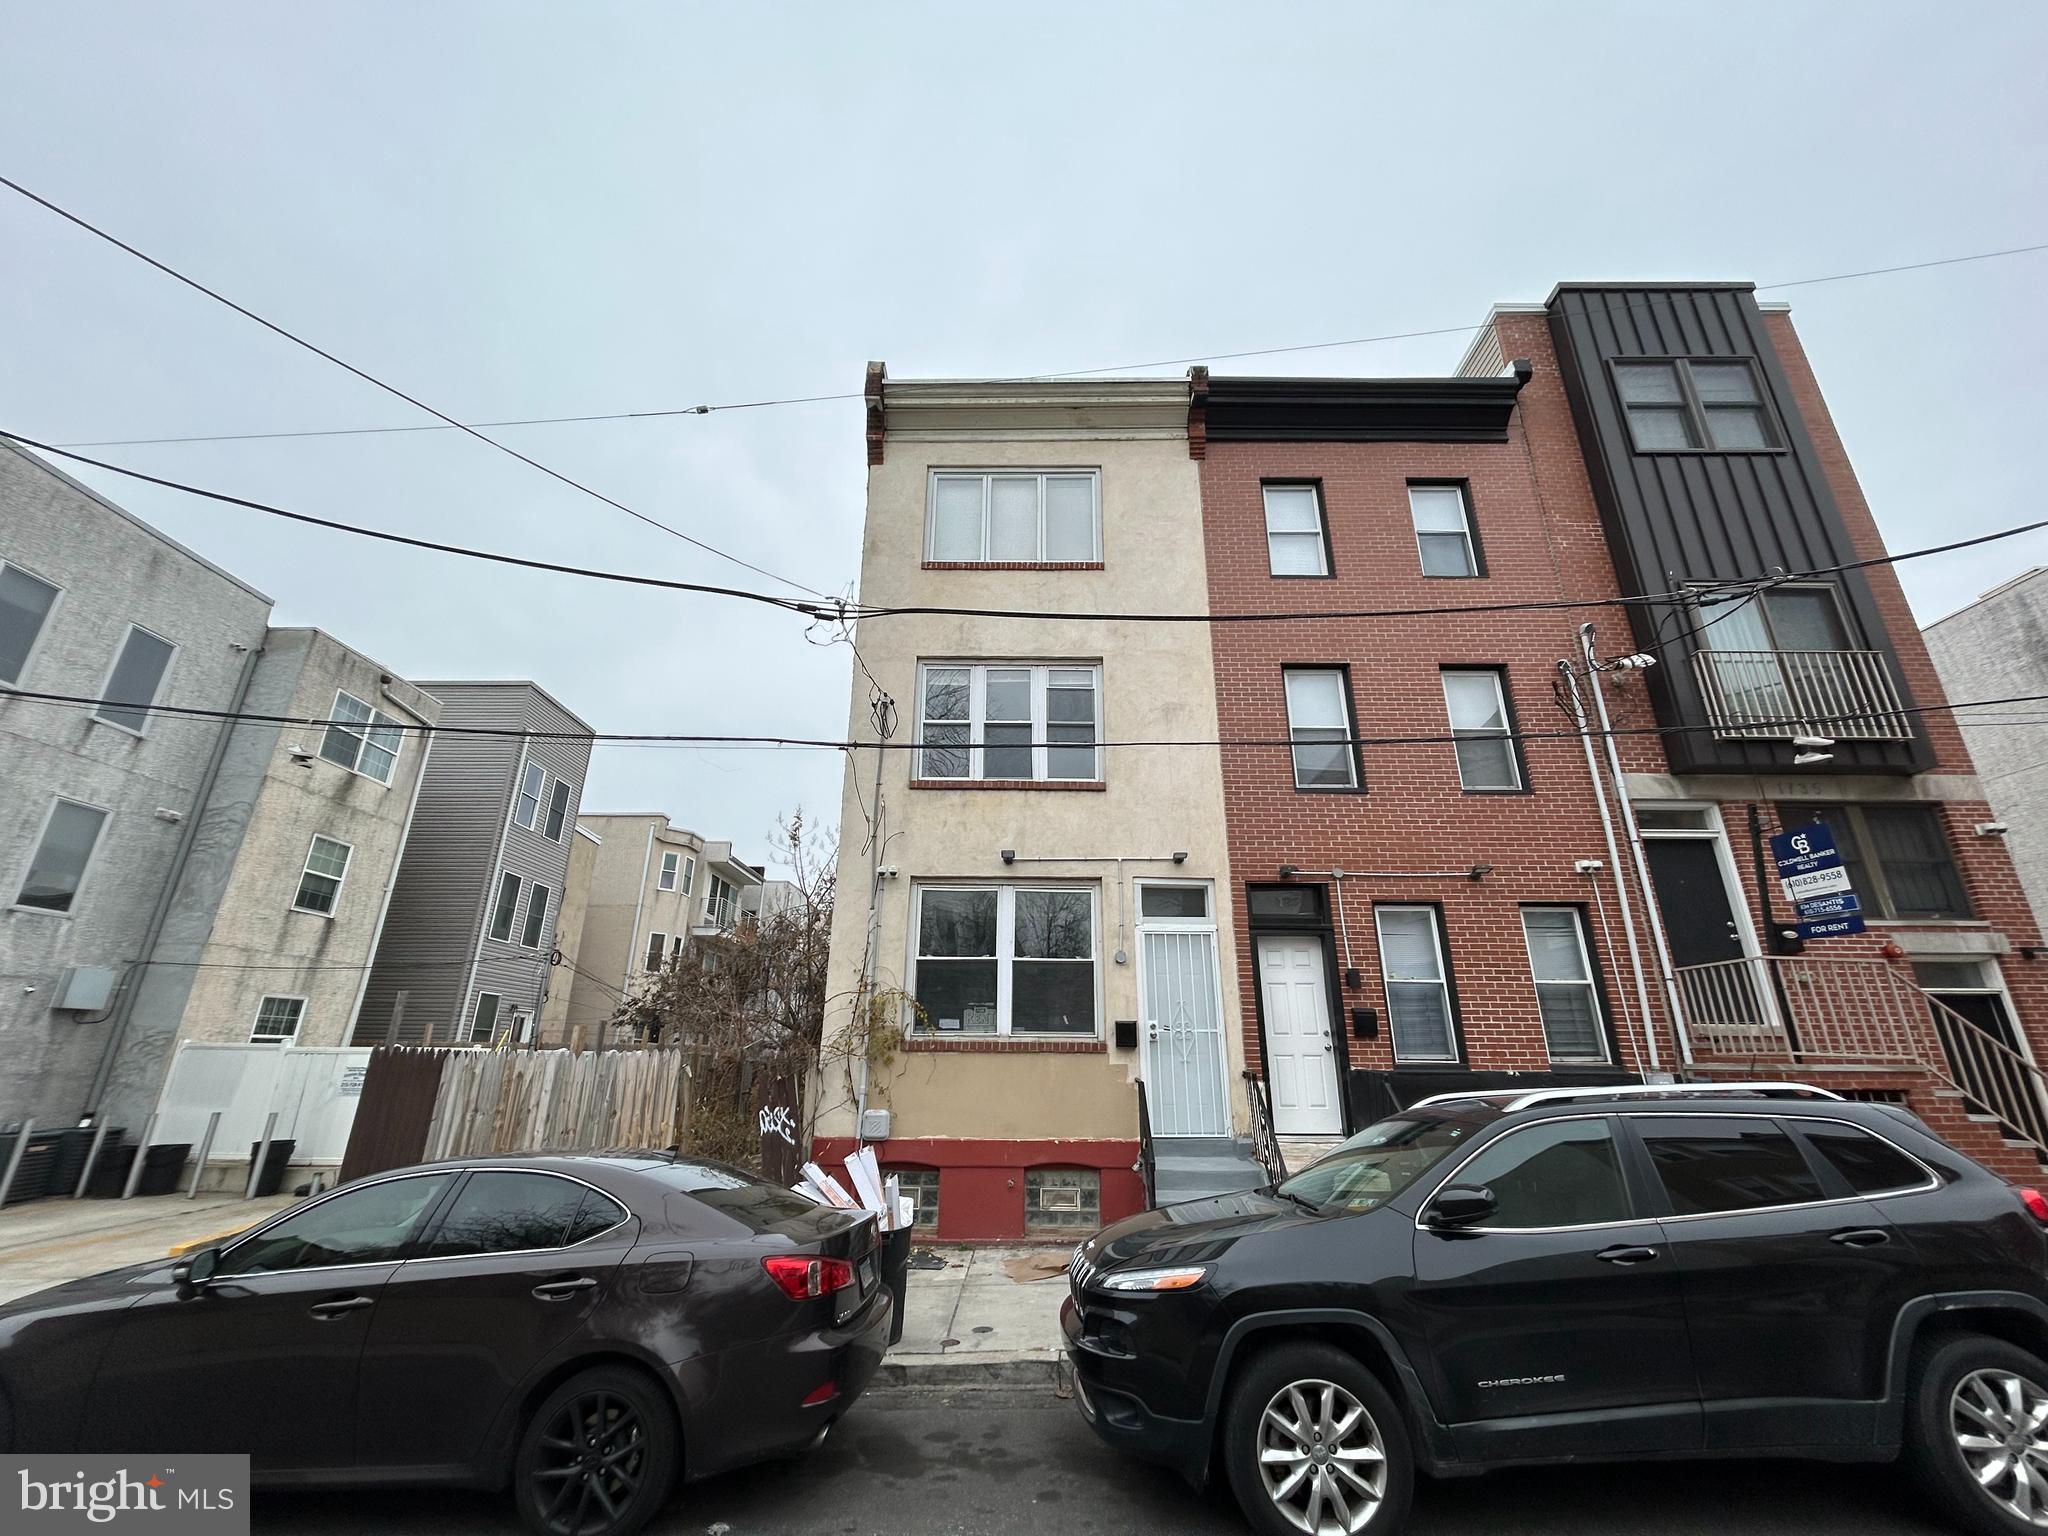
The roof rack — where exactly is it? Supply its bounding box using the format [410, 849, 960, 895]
[1405, 1081, 1845, 1114]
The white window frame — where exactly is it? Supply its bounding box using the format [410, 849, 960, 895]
[1442, 668, 1522, 791]
[543, 779, 572, 841]
[658, 851, 680, 891]
[487, 871, 523, 943]
[319, 689, 405, 785]
[92, 622, 178, 737]
[10, 795, 111, 916]
[682, 856, 696, 895]
[1519, 906, 1610, 1064]
[704, 873, 739, 929]
[1408, 483, 1479, 578]
[1262, 484, 1330, 577]
[521, 883, 551, 950]
[251, 994, 307, 1044]
[0, 558, 64, 689]
[924, 469, 1102, 564]
[645, 931, 667, 972]
[292, 834, 355, 916]
[468, 990, 503, 1044]
[914, 661, 1103, 783]
[1134, 879, 1214, 930]
[908, 883, 1101, 1039]
[1283, 668, 1358, 790]
[513, 758, 546, 830]
[1375, 904, 1458, 1064]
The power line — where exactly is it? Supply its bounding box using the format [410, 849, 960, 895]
[0, 171, 831, 599]
[39, 238, 2048, 447]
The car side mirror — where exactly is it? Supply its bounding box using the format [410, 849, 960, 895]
[173, 1247, 220, 1290]
[1424, 1184, 1497, 1229]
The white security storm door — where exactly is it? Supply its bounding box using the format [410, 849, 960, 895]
[1257, 934, 1342, 1136]
[1139, 924, 1229, 1138]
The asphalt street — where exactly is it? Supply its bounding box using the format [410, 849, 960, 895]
[251, 1384, 1960, 1536]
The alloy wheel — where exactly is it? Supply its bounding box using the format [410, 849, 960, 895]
[1952, 1367, 2048, 1526]
[1255, 1377, 1388, 1535]
[530, 1390, 648, 1536]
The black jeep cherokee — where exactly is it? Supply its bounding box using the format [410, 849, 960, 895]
[1063, 1084, 2048, 1536]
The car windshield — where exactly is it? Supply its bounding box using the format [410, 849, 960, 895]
[1276, 1108, 1497, 1213]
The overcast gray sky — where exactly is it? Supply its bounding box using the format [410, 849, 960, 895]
[5, 2, 2044, 873]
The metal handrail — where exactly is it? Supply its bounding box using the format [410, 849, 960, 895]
[1134, 1080, 1157, 1211]
[1242, 1071, 1289, 1186]
[1690, 647, 1912, 741]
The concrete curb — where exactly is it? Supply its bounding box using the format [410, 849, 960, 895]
[166, 1223, 257, 1258]
[877, 1350, 1067, 1389]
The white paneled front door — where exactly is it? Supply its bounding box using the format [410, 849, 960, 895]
[1257, 934, 1342, 1136]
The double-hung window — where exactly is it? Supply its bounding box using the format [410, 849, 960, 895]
[927, 470, 1100, 563]
[682, 856, 696, 895]
[293, 835, 353, 915]
[513, 760, 546, 830]
[95, 624, 176, 734]
[1263, 485, 1329, 576]
[645, 931, 668, 971]
[1520, 907, 1607, 1062]
[251, 996, 305, 1043]
[1409, 484, 1479, 577]
[1615, 359, 1778, 452]
[521, 884, 551, 949]
[913, 884, 1096, 1037]
[1442, 668, 1521, 790]
[543, 780, 572, 840]
[488, 872, 522, 942]
[469, 992, 502, 1044]
[319, 690, 404, 784]
[916, 663, 1101, 783]
[14, 798, 108, 914]
[659, 851, 680, 891]
[1376, 906, 1457, 1062]
[1778, 804, 1972, 920]
[1283, 669, 1357, 790]
[0, 561, 61, 685]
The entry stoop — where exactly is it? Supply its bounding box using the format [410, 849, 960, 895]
[1153, 1138, 1265, 1203]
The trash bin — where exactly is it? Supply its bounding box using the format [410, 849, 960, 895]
[0, 1132, 58, 1205]
[249, 1139, 296, 1198]
[880, 1225, 913, 1347]
[49, 1126, 118, 1198]
[139, 1143, 191, 1197]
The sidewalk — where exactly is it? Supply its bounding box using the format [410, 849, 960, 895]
[0, 1192, 293, 1305]
[881, 1244, 1072, 1387]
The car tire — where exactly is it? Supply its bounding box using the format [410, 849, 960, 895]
[1904, 1332, 2048, 1536]
[1223, 1341, 1414, 1536]
[512, 1364, 679, 1536]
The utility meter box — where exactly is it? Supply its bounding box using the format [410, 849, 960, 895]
[54, 965, 118, 1013]
[859, 1108, 893, 1142]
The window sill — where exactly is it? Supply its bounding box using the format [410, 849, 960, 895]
[904, 1036, 1107, 1054]
[910, 778, 1106, 792]
[921, 560, 1104, 571]
[289, 907, 337, 920]
[5, 904, 74, 918]
[89, 716, 151, 740]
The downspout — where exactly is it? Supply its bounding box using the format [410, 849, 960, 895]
[616, 819, 659, 1056]
[82, 640, 265, 1121]
[342, 718, 435, 1046]
[1558, 659, 1660, 1072]
[1579, 624, 1693, 1066]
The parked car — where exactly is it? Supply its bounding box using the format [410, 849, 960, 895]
[0, 1152, 890, 1536]
[1065, 1082, 2048, 1536]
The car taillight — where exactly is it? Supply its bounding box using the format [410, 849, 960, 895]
[2019, 1188, 2048, 1224]
[762, 1254, 857, 1300]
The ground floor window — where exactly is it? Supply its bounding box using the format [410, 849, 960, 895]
[1024, 1168, 1099, 1231]
[1375, 905, 1458, 1062]
[912, 883, 1097, 1036]
[469, 990, 502, 1044]
[887, 1167, 941, 1229]
[1520, 907, 1609, 1063]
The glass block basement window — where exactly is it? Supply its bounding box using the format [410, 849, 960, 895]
[1025, 1169, 1099, 1230]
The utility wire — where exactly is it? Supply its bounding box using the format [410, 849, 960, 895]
[0, 171, 831, 598]
[39, 239, 2048, 447]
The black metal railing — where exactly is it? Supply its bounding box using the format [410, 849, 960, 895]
[1242, 1071, 1289, 1187]
[1135, 1079, 1157, 1210]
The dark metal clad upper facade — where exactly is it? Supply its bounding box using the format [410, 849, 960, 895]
[1203, 374, 1528, 443]
[1545, 284, 1929, 775]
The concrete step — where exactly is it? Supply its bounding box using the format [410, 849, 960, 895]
[1152, 1137, 1245, 1158]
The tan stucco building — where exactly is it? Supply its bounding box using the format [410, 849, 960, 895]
[814, 371, 1242, 1240]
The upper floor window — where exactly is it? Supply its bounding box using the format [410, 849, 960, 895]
[927, 470, 1100, 564]
[521, 883, 551, 949]
[14, 797, 108, 914]
[293, 835, 353, 915]
[513, 760, 546, 830]
[1408, 484, 1480, 577]
[251, 995, 305, 1043]
[1696, 584, 1850, 654]
[1614, 359, 1779, 452]
[1777, 804, 1971, 920]
[1442, 668, 1522, 791]
[319, 690, 404, 784]
[0, 560, 61, 686]
[917, 662, 1101, 783]
[912, 884, 1096, 1036]
[1283, 668, 1358, 790]
[682, 856, 696, 895]
[705, 873, 740, 929]
[659, 851, 680, 890]
[543, 780, 572, 841]
[1262, 485, 1329, 576]
[95, 624, 176, 735]
[645, 931, 667, 971]
[487, 871, 522, 942]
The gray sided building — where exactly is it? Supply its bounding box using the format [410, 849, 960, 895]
[352, 681, 593, 1046]
[1, 444, 272, 1128]
[1924, 567, 2048, 929]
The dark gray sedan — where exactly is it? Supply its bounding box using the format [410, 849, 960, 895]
[0, 1152, 891, 1536]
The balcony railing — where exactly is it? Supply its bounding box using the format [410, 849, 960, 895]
[1690, 648, 1912, 741]
[1677, 955, 2048, 1154]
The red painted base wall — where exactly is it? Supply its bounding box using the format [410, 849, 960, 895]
[810, 1137, 1144, 1242]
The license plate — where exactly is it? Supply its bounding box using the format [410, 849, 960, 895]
[858, 1254, 878, 1294]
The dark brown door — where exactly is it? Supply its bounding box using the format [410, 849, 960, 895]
[1644, 839, 1743, 967]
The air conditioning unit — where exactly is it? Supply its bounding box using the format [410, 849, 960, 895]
[54, 966, 118, 1013]
[859, 1108, 892, 1142]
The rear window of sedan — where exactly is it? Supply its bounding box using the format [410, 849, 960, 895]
[647, 1160, 842, 1234]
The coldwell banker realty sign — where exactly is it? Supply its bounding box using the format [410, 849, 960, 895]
[5, 1456, 247, 1533]
[1771, 821, 1867, 940]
